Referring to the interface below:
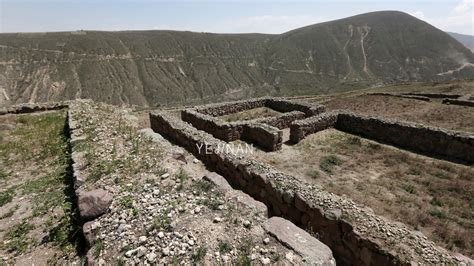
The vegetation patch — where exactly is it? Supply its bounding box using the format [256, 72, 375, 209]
[319, 155, 343, 174]
[0, 111, 81, 258]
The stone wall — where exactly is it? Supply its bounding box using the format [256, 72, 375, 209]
[196, 98, 268, 116]
[0, 102, 68, 115]
[242, 123, 283, 151]
[266, 98, 326, 116]
[290, 112, 338, 143]
[335, 112, 474, 163]
[182, 98, 324, 151]
[150, 110, 463, 265]
[442, 98, 474, 107]
[256, 111, 306, 129]
[181, 109, 244, 141]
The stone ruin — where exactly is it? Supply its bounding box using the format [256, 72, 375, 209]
[181, 97, 325, 151]
[149, 97, 474, 264]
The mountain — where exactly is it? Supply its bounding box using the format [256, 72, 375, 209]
[448, 32, 474, 52]
[0, 11, 473, 107]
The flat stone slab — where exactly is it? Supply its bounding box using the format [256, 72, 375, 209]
[264, 217, 335, 265]
[225, 190, 268, 216]
[203, 172, 233, 193]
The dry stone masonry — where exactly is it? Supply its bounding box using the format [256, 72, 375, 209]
[290, 110, 474, 164]
[149, 110, 467, 265]
[0, 102, 68, 115]
[182, 97, 325, 151]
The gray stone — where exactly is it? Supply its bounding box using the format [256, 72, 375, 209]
[263, 217, 335, 265]
[225, 190, 267, 216]
[203, 172, 233, 193]
[82, 221, 96, 247]
[78, 189, 113, 221]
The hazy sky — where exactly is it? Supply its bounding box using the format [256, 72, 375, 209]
[1, 0, 473, 35]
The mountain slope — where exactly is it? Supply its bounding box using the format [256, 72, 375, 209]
[0, 11, 473, 107]
[448, 32, 474, 52]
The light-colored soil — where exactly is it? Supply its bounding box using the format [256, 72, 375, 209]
[249, 129, 474, 256]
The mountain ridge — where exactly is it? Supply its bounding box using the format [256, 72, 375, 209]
[0, 11, 472, 107]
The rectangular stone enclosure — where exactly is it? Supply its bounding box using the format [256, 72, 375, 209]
[181, 97, 325, 151]
[290, 111, 474, 164]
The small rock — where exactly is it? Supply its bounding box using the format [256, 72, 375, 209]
[158, 232, 165, 239]
[213, 217, 222, 223]
[125, 249, 136, 258]
[221, 255, 229, 262]
[243, 220, 251, 228]
[263, 237, 270, 245]
[194, 206, 201, 214]
[261, 257, 271, 265]
[162, 247, 170, 256]
[161, 173, 170, 179]
[188, 239, 195, 246]
[138, 236, 147, 244]
[193, 158, 199, 164]
[136, 246, 147, 257]
[146, 252, 157, 262]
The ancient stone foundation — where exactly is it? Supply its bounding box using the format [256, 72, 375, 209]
[335, 112, 474, 163]
[182, 97, 324, 151]
[289, 111, 474, 164]
[149, 110, 463, 265]
[290, 112, 338, 143]
[0, 102, 68, 115]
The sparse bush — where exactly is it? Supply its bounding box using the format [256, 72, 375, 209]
[430, 209, 447, 219]
[306, 169, 320, 179]
[403, 184, 416, 194]
[3, 220, 35, 253]
[0, 188, 15, 207]
[192, 245, 207, 263]
[218, 240, 232, 254]
[319, 155, 343, 174]
[193, 179, 214, 192]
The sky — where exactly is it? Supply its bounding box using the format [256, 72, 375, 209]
[0, 0, 473, 35]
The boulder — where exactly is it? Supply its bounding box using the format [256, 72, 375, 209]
[263, 217, 335, 265]
[78, 189, 112, 221]
[203, 172, 233, 193]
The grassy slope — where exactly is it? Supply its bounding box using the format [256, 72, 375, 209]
[0, 111, 80, 264]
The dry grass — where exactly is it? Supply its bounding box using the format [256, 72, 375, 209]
[220, 107, 281, 122]
[252, 129, 473, 256]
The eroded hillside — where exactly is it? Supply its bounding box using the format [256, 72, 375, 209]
[1, 11, 473, 107]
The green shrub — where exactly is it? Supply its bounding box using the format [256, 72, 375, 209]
[319, 155, 343, 174]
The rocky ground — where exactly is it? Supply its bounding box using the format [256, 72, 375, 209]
[68, 100, 310, 264]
